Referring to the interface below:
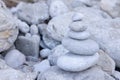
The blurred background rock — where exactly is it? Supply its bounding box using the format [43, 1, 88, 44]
[3, 0, 35, 7]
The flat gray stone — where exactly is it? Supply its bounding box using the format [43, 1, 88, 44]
[62, 38, 99, 55]
[68, 30, 90, 40]
[57, 53, 99, 72]
[15, 35, 40, 57]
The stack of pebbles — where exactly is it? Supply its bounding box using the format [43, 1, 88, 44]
[57, 13, 100, 72]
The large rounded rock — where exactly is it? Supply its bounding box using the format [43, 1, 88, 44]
[0, 4, 18, 52]
[48, 45, 69, 65]
[97, 50, 115, 75]
[47, 12, 74, 41]
[15, 35, 40, 57]
[14, 2, 49, 24]
[49, 0, 69, 17]
[100, 0, 120, 18]
[38, 66, 115, 80]
[47, 7, 111, 41]
[5, 49, 26, 68]
[62, 38, 99, 55]
[57, 53, 99, 72]
[0, 59, 37, 80]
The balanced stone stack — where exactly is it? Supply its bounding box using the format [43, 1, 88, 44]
[57, 18, 100, 72]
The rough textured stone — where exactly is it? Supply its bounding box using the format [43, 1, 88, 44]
[17, 20, 29, 34]
[42, 34, 60, 49]
[47, 0, 101, 9]
[96, 50, 115, 75]
[47, 7, 120, 68]
[40, 48, 51, 58]
[100, 0, 120, 18]
[5, 49, 26, 68]
[30, 25, 38, 35]
[15, 35, 40, 57]
[38, 23, 47, 35]
[112, 71, 120, 80]
[0, 4, 18, 52]
[0, 59, 37, 80]
[47, 7, 111, 41]
[47, 12, 74, 41]
[38, 66, 115, 80]
[57, 53, 99, 72]
[86, 19, 120, 68]
[49, 0, 69, 17]
[33, 60, 51, 73]
[48, 45, 69, 65]
[14, 2, 49, 24]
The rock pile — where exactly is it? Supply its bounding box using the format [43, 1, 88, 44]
[57, 16, 100, 72]
[0, 0, 120, 80]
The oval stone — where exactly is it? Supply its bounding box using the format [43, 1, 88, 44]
[69, 22, 87, 32]
[57, 53, 99, 72]
[68, 30, 90, 40]
[62, 38, 99, 55]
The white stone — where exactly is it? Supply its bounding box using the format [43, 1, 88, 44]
[33, 60, 51, 73]
[5, 49, 26, 68]
[62, 38, 99, 55]
[0, 4, 18, 52]
[47, 12, 74, 41]
[42, 34, 60, 49]
[112, 71, 120, 80]
[68, 30, 90, 40]
[0, 59, 37, 80]
[69, 22, 87, 32]
[96, 50, 115, 75]
[72, 12, 84, 22]
[57, 53, 99, 72]
[100, 0, 120, 18]
[30, 25, 38, 35]
[15, 2, 49, 24]
[25, 33, 32, 38]
[40, 48, 51, 58]
[17, 20, 29, 33]
[47, 8, 111, 41]
[49, 0, 69, 17]
[0, 0, 6, 8]
[38, 66, 115, 80]
[38, 24, 47, 35]
[48, 45, 69, 65]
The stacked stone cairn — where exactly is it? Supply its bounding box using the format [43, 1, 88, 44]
[57, 13, 100, 72]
